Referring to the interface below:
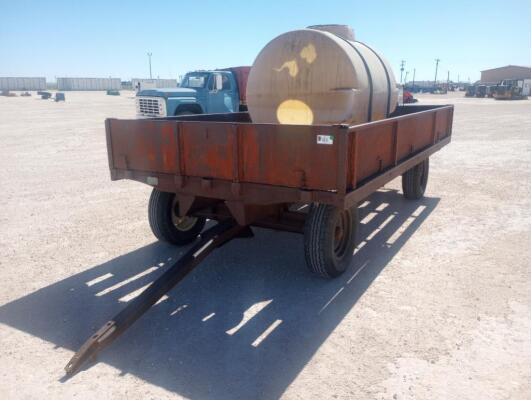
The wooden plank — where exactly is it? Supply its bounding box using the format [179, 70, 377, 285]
[343, 136, 451, 208]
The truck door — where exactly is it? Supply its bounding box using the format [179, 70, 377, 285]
[206, 72, 236, 113]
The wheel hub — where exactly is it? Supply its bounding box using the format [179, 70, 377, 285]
[171, 197, 198, 232]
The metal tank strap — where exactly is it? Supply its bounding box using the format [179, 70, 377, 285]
[355, 41, 392, 117]
[335, 37, 374, 122]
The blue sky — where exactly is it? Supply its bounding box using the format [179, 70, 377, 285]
[1, 0, 530, 83]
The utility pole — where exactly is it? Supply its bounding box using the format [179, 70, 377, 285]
[400, 60, 405, 83]
[447, 70, 450, 91]
[404, 71, 409, 86]
[147, 52, 153, 79]
[412, 68, 416, 91]
[434, 58, 440, 88]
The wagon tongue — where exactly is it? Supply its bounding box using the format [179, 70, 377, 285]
[64, 320, 118, 375]
[64, 219, 246, 376]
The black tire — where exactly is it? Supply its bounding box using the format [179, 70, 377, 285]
[304, 204, 358, 278]
[148, 189, 205, 245]
[402, 158, 429, 200]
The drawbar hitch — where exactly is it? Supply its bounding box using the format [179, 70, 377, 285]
[64, 219, 248, 376]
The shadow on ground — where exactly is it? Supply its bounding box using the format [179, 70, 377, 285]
[0, 189, 439, 399]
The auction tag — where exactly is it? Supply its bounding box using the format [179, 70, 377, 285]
[317, 134, 334, 145]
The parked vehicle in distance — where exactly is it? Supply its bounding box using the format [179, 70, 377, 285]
[492, 83, 527, 100]
[432, 88, 447, 95]
[522, 79, 531, 96]
[465, 85, 476, 97]
[475, 85, 487, 98]
[403, 90, 418, 103]
[497, 79, 530, 98]
[135, 67, 250, 117]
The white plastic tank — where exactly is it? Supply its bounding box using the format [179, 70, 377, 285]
[246, 25, 398, 125]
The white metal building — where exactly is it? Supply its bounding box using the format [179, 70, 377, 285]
[56, 77, 121, 91]
[131, 78, 178, 91]
[0, 77, 46, 91]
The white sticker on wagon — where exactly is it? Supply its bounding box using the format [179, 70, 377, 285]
[317, 134, 334, 145]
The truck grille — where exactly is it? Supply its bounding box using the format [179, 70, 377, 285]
[136, 97, 166, 117]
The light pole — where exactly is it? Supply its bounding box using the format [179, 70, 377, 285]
[400, 60, 405, 83]
[412, 68, 416, 91]
[147, 52, 153, 79]
[434, 58, 440, 88]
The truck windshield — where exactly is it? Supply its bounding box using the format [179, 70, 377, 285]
[181, 73, 210, 88]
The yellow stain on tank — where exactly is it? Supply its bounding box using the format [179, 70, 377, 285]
[274, 60, 298, 77]
[276, 99, 314, 125]
[300, 43, 317, 64]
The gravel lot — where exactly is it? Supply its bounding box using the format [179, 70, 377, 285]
[0, 91, 530, 400]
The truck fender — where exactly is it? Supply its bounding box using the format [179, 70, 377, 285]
[166, 97, 203, 116]
[174, 103, 203, 115]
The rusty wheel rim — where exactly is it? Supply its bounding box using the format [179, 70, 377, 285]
[171, 197, 198, 232]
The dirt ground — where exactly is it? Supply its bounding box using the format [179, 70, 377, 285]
[0, 91, 530, 400]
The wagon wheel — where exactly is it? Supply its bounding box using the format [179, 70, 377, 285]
[304, 204, 358, 278]
[148, 189, 206, 245]
[402, 158, 429, 200]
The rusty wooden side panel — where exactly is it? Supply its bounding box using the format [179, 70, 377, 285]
[109, 119, 342, 192]
[348, 105, 453, 189]
[395, 111, 433, 161]
[436, 107, 452, 141]
[240, 124, 341, 191]
[106, 105, 453, 208]
[353, 123, 395, 184]
[109, 120, 178, 174]
[180, 122, 236, 180]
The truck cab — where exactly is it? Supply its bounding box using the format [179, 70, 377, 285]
[136, 67, 250, 117]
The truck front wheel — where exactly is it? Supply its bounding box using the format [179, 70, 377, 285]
[148, 189, 205, 245]
[175, 110, 195, 116]
[402, 158, 429, 200]
[304, 204, 358, 278]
